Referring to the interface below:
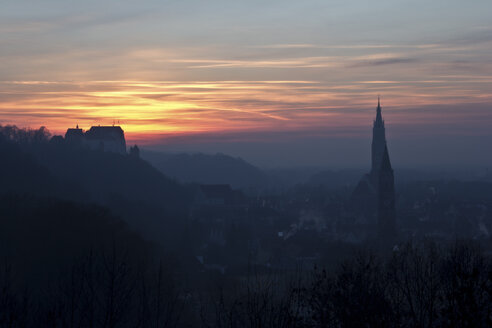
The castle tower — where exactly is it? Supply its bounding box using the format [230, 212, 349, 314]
[371, 97, 387, 175]
[377, 146, 396, 248]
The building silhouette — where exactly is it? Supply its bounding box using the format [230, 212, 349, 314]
[351, 98, 397, 246]
[371, 97, 386, 176]
[64, 125, 127, 154]
[85, 126, 126, 154]
[65, 124, 84, 145]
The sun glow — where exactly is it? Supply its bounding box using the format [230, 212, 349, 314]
[1, 77, 491, 145]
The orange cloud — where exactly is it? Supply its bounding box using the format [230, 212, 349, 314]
[0, 75, 491, 146]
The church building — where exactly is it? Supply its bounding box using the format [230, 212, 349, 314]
[351, 98, 397, 246]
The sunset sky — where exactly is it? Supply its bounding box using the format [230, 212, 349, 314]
[1, 0, 491, 167]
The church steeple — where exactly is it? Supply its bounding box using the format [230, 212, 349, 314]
[375, 96, 383, 126]
[352, 98, 397, 248]
[371, 97, 387, 173]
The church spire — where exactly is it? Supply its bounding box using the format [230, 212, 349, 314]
[375, 96, 383, 124]
[371, 96, 387, 173]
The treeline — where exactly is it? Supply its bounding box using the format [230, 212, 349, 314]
[0, 245, 184, 328]
[0, 125, 51, 144]
[3, 240, 487, 327]
[303, 241, 492, 327]
[199, 241, 492, 328]
[0, 194, 185, 327]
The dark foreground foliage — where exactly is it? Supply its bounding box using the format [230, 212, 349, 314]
[194, 241, 492, 328]
[0, 195, 183, 328]
[2, 230, 492, 327]
[303, 241, 492, 328]
[2, 125, 492, 327]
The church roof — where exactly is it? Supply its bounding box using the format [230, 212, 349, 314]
[375, 96, 383, 125]
[65, 127, 84, 139]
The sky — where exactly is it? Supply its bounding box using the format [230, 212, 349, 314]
[1, 0, 491, 167]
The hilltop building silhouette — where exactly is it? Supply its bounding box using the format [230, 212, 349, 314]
[351, 98, 396, 245]
[65, 124, 84, 144]
[64, 125, 127, 154]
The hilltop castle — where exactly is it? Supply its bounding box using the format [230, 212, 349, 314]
[64, 125, 127, 154]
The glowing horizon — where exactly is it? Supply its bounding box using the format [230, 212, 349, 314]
[1, 0, 492, 166]
[1, 76, 491, 145]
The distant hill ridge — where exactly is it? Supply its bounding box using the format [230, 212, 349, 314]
[142, 150, 268, 189]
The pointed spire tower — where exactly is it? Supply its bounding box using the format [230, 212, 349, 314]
[371, 97, 387, 174]
[376, 96, 382, 123]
